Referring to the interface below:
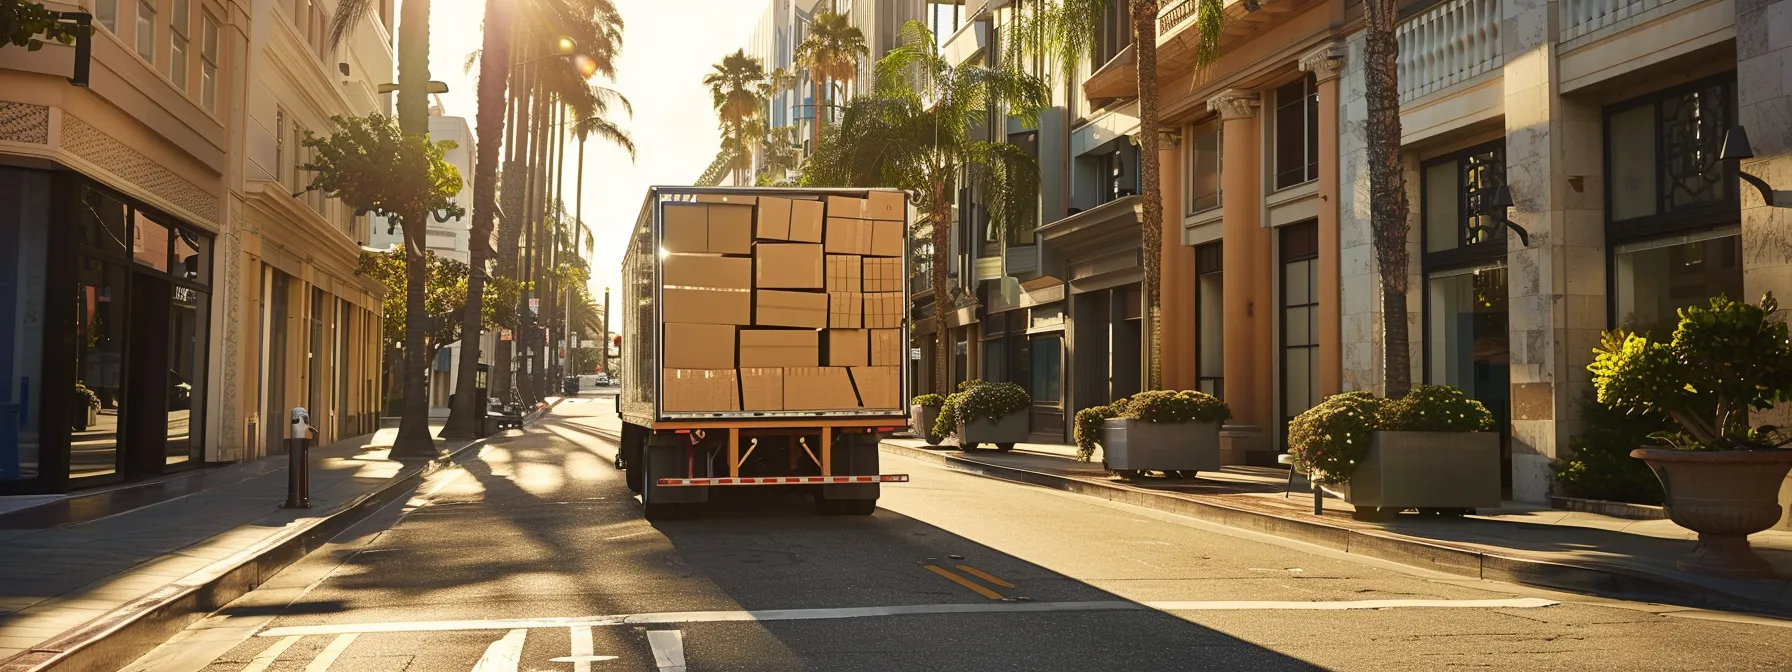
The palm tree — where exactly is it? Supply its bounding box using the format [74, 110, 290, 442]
[759, 125, 804, 185]
[803, 21, 1049, 396]
[1005, 0, 1229, 393]
[1363, 0, 1411, 397]
[794, 11, 867, 152]
[704, 49, 766, 185]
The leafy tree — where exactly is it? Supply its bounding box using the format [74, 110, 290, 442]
[802, 21, 1048, 395]
[3, 0, 81, 51]
[794, 11, 867, 146]
[302, 113, 464, 455]
[356, 249, 523, 363]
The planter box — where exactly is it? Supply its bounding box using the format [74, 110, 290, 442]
[960, 412, 1027, 450]
[910, 404, 942, 445]
[1100, 419, 1221, 472]
[1341, 431, 1501, 510]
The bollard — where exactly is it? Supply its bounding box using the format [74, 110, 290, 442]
[284, 407, 310, 509]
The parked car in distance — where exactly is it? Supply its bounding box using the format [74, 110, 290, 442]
[596, 373, 611, 386]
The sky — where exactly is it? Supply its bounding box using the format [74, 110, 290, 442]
[408, 0, 767, 333]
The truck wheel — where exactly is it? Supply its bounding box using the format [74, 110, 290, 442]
[640, 453, 671, 520]
[816, 495, 877, 516]
[625, 461, 642, 494]
[994, 443, 1015, 452]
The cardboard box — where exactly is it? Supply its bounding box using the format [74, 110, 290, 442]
[850, 366, 902, 409]
[870, 329, 903, 366]
[825, 218, 872, 255]
[755, 243, 825, 289]
[864, 291, 903, 329]
[829, 292, 863, 329]
[662, 288, 751, 325]
[663, 254, 751, 289]
[826, 254, 862, 292]
[790, 199, 824, 242]
[756, 289, 827, 328]
[662, 369, 740, 412]
[708, 204, 753, 254]
[862, 257, 901, 292]
[826, 195, 867, 219]
[784, 367, 861, 410]
[662, 323, 736, 369]
[662, 203, 708, 253]
[868, 220, 903, 257]
[696, 193, 757, 206]
[740, 368, 785, 411]
[865, 190, 905, 221]
[828, 329, 869, 367]
[756, 196, 793, 240]
[739, 329, 819, 367]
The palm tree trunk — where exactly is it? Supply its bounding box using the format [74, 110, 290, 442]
[494, 37, 529, 402]
[441, 0, 512, 438]
[390, 0, 435, 456]
[930, 178, 951, 396]
[1364, 0, 1411, 397]
[1133, 0, 1164, 392]
[810, 76, 823, 152]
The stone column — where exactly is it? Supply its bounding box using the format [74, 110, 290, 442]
[1737, 0, 1792, 528]
[1302, 43, 1346, 398]
[1208, 89, 1269, 460]
[1501, 0, 1607, 503]
[1157, 127, 1195, 391]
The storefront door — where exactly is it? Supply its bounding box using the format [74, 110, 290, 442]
[1427, 264, 1511, 496]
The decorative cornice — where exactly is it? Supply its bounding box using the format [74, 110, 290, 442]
[1299, 43, 1347, 83]
[1157, 126, 1183, 149]
[1206, 89, 1261, 120]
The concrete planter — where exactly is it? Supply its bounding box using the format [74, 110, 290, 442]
[1100, 419, 1221, 474]
[959, 412, 1027, 451]
[911, 404, 943, 445]
[1631, 448, 1792, 579]
[1341, 431, 1501, 513]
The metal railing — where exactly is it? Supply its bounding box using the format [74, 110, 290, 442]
[1561, 0, 1664, 41]
[1160, 0, 1198, 34]
[1395, 0, 1503, 103]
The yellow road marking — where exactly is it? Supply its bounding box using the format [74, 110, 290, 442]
[954, 564, 1016, 588]
[924, 565, 1004, 600]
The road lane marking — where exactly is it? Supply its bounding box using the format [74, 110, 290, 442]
[647, 630, 687, 672]
[566, 625, 596, 672]
[923, 565, 1004, 600]
[240, 635, 300, 672]
[257, 597, 1559, 637]
[954, 564, 1016, 589]
[1146, 598, 1561, 611]
[304, 633, 357, 672]
[471, 629, 527, 672]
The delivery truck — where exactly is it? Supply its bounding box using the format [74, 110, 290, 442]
[616, 186, 912, 519]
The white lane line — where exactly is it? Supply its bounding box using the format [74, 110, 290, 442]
[304, 633, 357, 672]
[259, 597, 1559, 638]
[647, 630, 686, 672]
[1146, 598, 1560, 611]
[239, 635, 300, 672]
[470, 629, 528, 672]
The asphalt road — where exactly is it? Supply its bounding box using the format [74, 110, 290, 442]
[123, 392, 1792, 671]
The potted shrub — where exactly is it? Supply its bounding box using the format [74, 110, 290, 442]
[72, 381, 100, 431]
[935, 380, 1029, 452]
[1590, 294, 1792, 579]
[1075, 391, 1231, 478]
[1288, 386, 1499, 520]
[911, 394, 945, 445]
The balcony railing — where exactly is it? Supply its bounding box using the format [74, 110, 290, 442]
[1395, 0, 1503, 103]
[1160, 0, 1198, 34]
[1561, 0, 1664, 41]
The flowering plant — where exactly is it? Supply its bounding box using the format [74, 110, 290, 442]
[934, 379, 1030, 438]
[1286, 387, 1491, 485]
[1073, 391, 1232, 461]
[911, 393, 945, 408]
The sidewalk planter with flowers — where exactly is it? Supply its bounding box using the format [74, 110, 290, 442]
[72, 382, 100, 431]
[910, 394, 945, 446]
[1590, 294, 1792, 579]
[1288, 386, 1499, 521]
[935, 380, 1030, 452]
[1074, 391, 1231, 478]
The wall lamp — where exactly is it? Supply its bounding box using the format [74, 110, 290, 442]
[1475, 185, 1532, 247]
[1720, 126, 1792, 208]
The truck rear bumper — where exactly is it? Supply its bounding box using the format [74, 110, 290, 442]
[655, 474, 909, 487]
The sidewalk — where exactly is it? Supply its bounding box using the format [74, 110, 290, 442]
[882, 439, 1792, 616]
[0, 419, 502, 671]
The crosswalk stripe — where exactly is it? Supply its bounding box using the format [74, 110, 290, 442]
[471, 629, 528, 672]
[240, 635, 300, 672]
[647, 630, 686, 672]
[304, 634, 357, 672]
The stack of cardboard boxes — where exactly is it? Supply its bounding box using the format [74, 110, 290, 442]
[659, 192, 906, 413]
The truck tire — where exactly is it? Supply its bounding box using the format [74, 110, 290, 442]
[640, 455, 677, 520]
[621, 424, 644, 494]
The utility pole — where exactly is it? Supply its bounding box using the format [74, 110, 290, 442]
[600, 286, 610, 374]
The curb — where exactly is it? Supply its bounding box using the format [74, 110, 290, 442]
[881, 442, 1792, 619]
[0, 436, 498, 672]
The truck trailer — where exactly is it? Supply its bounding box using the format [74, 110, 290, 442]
[617, 186, 912, 519]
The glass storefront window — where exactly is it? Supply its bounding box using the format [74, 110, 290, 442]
[1426, 265, 1510, 402]
[167, 285, 208, 465]
[1, 169, 49, 482]
[75, 259, 129, 480]
[175, 228, 210, 285]
[80, 188, 129, 255]
[1030, 335, 1061, 404]
[132, 211, 171, 272]
[1281, 223, 1319, 434]
[1613, 230, 1742, 339]
[1605, 76, 1733, 225]
[1196, 242, 1223, 398]
[1187, 121, 1221, 213]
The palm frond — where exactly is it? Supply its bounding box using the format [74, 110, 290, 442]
[328, 0, 377, 49]
[573, 115, 636, 160]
